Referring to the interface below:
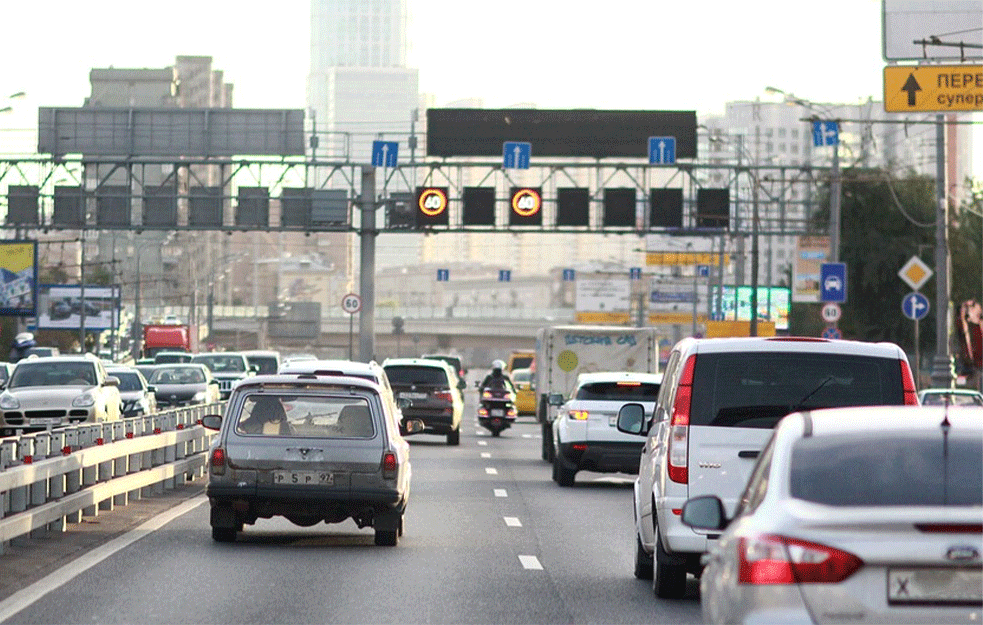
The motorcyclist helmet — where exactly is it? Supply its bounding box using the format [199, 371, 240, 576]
[14, 332, 36, 349]
[491, 359, 505, 374]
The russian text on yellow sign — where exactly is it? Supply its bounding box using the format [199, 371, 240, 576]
[883, 65, 983, 113]
[646, 252, 727, 266]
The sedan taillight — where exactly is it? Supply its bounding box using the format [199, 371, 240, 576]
[738, 534, 862, 584]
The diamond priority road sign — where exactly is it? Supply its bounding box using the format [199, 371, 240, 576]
[898, 256, 933, 291]
[883, 65, 983, 113]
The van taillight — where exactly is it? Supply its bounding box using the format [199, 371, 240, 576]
[668, 355, 696, 484]
[900, 361, 917, 405]
[382, 451, 398, 479]
[738, 535, 862, 584]
[210, 447, 226, 475]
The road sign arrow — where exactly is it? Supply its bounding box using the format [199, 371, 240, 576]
[902, 73, 921, 107]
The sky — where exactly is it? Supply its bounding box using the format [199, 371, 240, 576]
[0, 0, 979, 176]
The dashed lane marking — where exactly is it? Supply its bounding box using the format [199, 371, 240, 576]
[519, 555, 543, 570]
[504, 517, 522, 527]
[477, 441, 488, 446]
[485, 467, 498, 475]
[494, 489, 507, 497]
[480, 452, 491, 458]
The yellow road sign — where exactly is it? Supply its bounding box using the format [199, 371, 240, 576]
[884, 65, 983, 112]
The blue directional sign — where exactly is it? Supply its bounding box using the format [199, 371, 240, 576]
[812, 121, 839, 147]
[498, 269, 511, 282]
[629, 267, 642, 280]
[820, 262, 847, 303]
[822, 326, 843, 339]
[371, 140, 399, 167]
[436, 268, 449, 282]
[503, 141, 531, 169]
[902, 292, 930, 321]
[648, 136, 676, 165]
[697, 264, 710, 278]
[562, 268, 576, 281]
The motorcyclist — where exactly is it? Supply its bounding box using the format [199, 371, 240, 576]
[480, 359, 515, 394]
[8, 332, 36, 363]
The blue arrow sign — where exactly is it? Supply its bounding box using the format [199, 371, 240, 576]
[436, 268, 449, 282]
[503, 141, 531, 169]
[371, 140, 399, 167]
[498, 269, 511, 282]
[629, 267, 642, 280]
[697, 264, 710, 277]
[820, 262, 847, 303]
[648, 136, 676, 165]
[812, 121, 839, 147]
[562, 268, 576, 281]
[902, 292, 930, 320]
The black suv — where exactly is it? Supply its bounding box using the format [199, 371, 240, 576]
[383, 358, 464, 445]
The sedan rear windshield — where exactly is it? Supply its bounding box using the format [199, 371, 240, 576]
[576, 382, 661, 401]
[790, 433, 983, 506]
[690, 352, 905, 429]
[384, 366, 448, 386]
[111, 372, 143, 391]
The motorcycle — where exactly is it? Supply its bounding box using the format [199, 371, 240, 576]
[477, 381, 517, 437]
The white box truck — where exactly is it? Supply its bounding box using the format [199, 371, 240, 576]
[535, 325, 661, 460]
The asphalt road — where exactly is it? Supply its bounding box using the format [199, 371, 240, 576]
[0, 401, 703, 624]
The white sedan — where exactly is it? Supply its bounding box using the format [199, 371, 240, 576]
[683, 406, 982, 624]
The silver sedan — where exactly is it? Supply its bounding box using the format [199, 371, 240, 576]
[682, 406, 982, 624]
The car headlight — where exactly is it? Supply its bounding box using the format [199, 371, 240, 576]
[73, 392, 96, 408]
[0, 394, 20, 410]
[193, 391, 207, 402]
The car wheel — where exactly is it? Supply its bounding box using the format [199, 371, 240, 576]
[541, 421, 554, 462]
[634, 534, 654, 580]
[447, 428, 460, 446]
[375, 528, 398, 546]
[212, 526, 236, 543]
[653, 525, 686, 599]
[553, 451, 575, 487]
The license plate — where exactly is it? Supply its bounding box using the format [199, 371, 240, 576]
[273, 471, 334, 486]
[888, 568, 983, 604]
[400, 392, 427, 400]
[491, 409, 504, 416]
[31, 417, 62, 426]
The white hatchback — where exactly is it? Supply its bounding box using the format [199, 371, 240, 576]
[683, 406, 982, 624]
[549, 371, 662, 486]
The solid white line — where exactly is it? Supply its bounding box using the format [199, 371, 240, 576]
[485, 467, 498, 475]
[518, 555, 543, 570]
[493, 489, 508, 498]
[480, 452, 491, 458]
[504, 517, 522, 527]
[0, 495, 207, 623]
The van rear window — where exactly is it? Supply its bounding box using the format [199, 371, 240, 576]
[689, 352, 904, 428]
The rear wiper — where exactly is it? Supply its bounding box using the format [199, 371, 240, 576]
[790, 375, 834, 413]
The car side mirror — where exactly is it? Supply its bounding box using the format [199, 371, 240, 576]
[403, 419, 425, 435]
[547, 393, 565, 407]
[104, 376, 120, 387]
[249, 365, 259, 374]
[680, 495, 729, 531]
[457, 379, 466, 390]
[200, 414, 222, 431]
[616, 403, 647, 435]
[147, 385, 157, 393]
[396, 397, 411, 410]
[209, 379, 220, 385]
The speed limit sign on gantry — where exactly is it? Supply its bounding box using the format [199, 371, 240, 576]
[341, 293, 362, 315]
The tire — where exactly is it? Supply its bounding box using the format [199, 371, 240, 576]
[634, 535, 654, 580]
[375, 528, 398, 546]
[212, 526, 236, 543]
[553, 452, 575, 487]
[447, 428, 460, 446]
[652, 526, 686, 599]
[541, 421, 555, 462]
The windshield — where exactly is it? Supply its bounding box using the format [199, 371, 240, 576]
[689, 352, 905, 429]
[384, 365, 448, 386]
[9, 362, 96, 388]
[110, 371, 143, 391]
[192, 355, 245, 372]
[151, 367, 205, 384]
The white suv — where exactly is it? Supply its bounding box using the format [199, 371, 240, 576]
[548, 371, 662, 486]
[617, 336, 917, 598]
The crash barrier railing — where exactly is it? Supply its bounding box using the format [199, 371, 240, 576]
[0, 403, 225, 553]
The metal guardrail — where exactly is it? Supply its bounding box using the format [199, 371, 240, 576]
[0, 403, 224, 552]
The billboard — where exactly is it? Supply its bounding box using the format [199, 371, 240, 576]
[38, 285, 119, 331]
[793, 235, 831, 303]
[0, 241, 38, 316]
[712, 286, 791, 331]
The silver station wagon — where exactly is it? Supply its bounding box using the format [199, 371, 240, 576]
[203, 373, 422, 546]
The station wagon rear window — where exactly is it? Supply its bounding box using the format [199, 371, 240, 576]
[689, 352, 905, 429]
[235, 394, 375, 438]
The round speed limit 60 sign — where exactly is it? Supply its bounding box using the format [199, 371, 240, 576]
[341, 293, 362, 314]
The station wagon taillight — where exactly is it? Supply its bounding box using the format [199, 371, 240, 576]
[210, 447, 226, 475]
[738, 534, 862, 584]
[668, 355, 696, 484]
[382, 451, 398, 479]
[900, 360, 918, 405]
